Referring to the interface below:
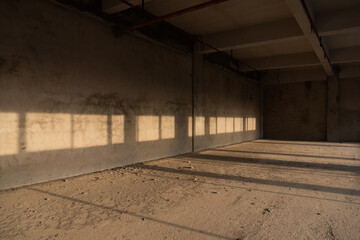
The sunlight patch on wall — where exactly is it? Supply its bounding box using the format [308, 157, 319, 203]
[26, 113, 71, 152]
[74, 114, 108, 148]
[217, 117, 226, 134]
[234, 117, 243, 132]
[137, 115, 159, 142]
[161, 116, 175, 140]
[209, 117, 217, 135]
[112, 115, 124, 144]
[188, 116, 192, 137]
[195, 116, 205, 136]
[225, 117, 234, 133]
[0, 112, 19, 155]
[246, 117, 256, 131]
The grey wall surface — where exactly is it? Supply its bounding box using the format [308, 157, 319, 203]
[194, 63, 261, 151]
[340, 78, 360, 142]
[0, 0, 261, 189]
[264, 81, 327, 141]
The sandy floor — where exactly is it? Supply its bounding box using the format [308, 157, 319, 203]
[1, 139, 360, 240]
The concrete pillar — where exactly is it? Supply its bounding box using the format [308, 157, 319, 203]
[260, 75, 264, 139]
[327, 75, 340, 142]
[192, 40, 203, 151]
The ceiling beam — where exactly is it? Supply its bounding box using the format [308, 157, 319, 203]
[202, 5, 360, 54]
[285, 0, 333, 75]
[239, 52, 320, 71]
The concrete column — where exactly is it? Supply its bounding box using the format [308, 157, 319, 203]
[327, 75, 340, 142]
[260, 75, 264, 139]
[192, 40, 203, 151]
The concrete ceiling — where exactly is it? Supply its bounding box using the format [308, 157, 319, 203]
[103, 0, 360, 77]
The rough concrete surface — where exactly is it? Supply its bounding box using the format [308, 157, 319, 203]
[264, 81, 327, 141]
[0, 0, 260, 189]
[1, 140, 359, 240]
[340, 78, 360, 142]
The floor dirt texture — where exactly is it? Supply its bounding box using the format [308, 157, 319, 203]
[1, 140, 360, 240]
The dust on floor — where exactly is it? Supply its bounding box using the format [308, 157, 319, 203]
[1, 140, 360, 240]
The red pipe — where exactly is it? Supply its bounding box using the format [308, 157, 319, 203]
[116, 0, 229, 34]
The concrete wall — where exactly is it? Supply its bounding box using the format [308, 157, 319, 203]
[0, 0, 261, 189]
[340, 78, 360, 142]
[264, 81, 327, 141]
[194, 63, 261, 151]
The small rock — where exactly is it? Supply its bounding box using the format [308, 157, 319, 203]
[211, 191, 219, 194]
[316, 212, 321, 215]
[63, 179, 68, 182]
[177, 177, 181, 179]
[262, 208, 271, 214]
[141, 217, 146, 221]
[251, 202, 255, 205]
[44, 198, 49, 200]
[184, 166, 193, 169]
[193, 178, 198, 181]
[247, 189, 252, 192]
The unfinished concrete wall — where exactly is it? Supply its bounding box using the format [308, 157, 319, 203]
[194, 63, 261, 151]
[264, 81, 327, 141]
[339, 78, 360, 142]
[0, 0, 260, 189]
[327, 76, 340, 142]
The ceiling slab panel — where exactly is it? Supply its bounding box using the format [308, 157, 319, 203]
[144, 0, 293, 35]
[232, 38, 313, 59]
